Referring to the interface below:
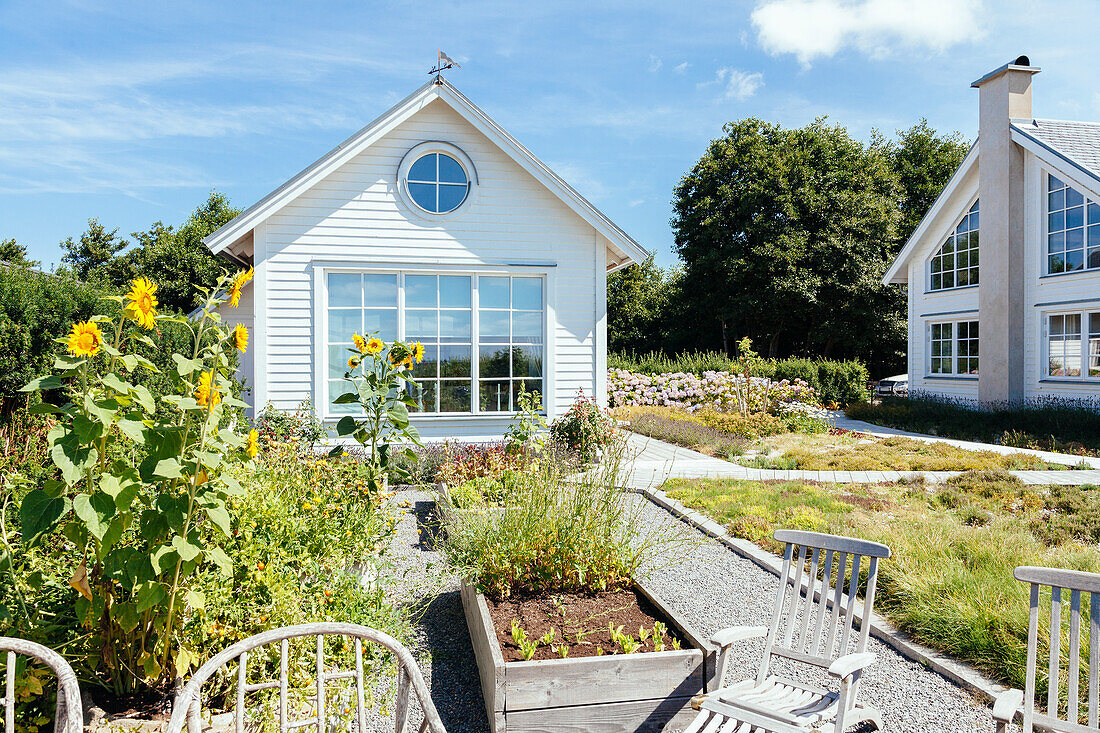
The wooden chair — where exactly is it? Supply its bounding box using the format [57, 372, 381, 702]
[165, 622, 445, 733]
[993, 566, 1100, 733]
[684, 529, 891, 733]
[1, 637, 83, 733]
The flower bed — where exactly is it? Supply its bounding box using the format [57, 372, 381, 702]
[608, 368, 819, 413]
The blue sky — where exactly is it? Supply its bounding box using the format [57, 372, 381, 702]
[3, 0, 1100, 269]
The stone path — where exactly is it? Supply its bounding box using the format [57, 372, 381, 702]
[622, 431, 1100, 486]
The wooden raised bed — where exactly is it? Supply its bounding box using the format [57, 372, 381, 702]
[460, 579, 717, 732]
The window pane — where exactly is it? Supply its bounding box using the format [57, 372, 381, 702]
[328, 274, 361, 307]
[329, 309, 361, 342]
[1050, 188, 1065, 211]
[513, 379, 542, 407]
[363, 309, 397, 340]
[1066, 249, 1085, 271]
[1068, 206, 1085, 229]
[512, 278, 543, 310]
[1068, 314, 1082, 334]
[1050, 175, 1064, 191]
[439, 276, 472, 308]
[512, 345, 543, 378]
[479, 310, 509, 341]
[408, 182, 436, 212]
[942, 271, 955, 289]
[413, 344, 438, 379]
[1050, 210, 1066, 232]
[411, 380, 437, 413]
[1068, 228, 1085, 252]
[512, 312, 542, 343]
[1067, 187, 1085, 207]
[329, 345, 352, 379]
[1090, 247, 1100, 270]
[1050, 231, 1066, 253]
[406, 309, 438, 340]
[405, 275, 437, 308]
[437, 184, 468, 213]
[479, 381, 511, 412]
[408, 154, 436, 182]
[480, 277, 510, 308]
[1050, 254, 1066, 273]
[439, 310, 472, 341]
[479, 345, 510, 378]
[364, 274, 398, 307]
[437, 154, 467, 184]
[439, 380, 471, 412]
[1051, 315, 1064, 336]
[330, 380, 357, 413]
[440, 345, 471, 377]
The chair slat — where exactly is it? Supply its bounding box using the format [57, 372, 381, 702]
[1052, 587, 1063, 720]
[355, 638, 366, 733]
[1070, 590, 1082, 724]
[824, 551, 848, 658]
[280, 639, 289, 733]
[1090, 592, 1099, 728]
[1025, 583, 1040, 733]
[760, 543, 796, 683]
[839, 554, 862, 655]
[796, 548, 821, 653]
[5, 651, 14, 733]
[315, 636, 324, 733]
[235, 650, 247, 733]
[858, 557, 880, 652]
[395, 666, 410, 733]
[783, 545, 809, 648]
[809, 549, 834, 657]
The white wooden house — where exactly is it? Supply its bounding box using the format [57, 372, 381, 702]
[203, 76, 648, 439]
[884, 57, 1100, 406]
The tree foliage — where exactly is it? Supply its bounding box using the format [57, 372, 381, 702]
[887, 120, 970, 243]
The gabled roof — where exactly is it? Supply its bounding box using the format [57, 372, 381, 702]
[881, 143, 979, 285]
[1011, 118, 1100, 191]
[203, 76, 650, 269]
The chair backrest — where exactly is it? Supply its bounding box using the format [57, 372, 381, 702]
[758, 529, 891, 684]
[0, 637, 83, 733]
[165, 622, 445, 733]
[1014, 566, 1100, 733]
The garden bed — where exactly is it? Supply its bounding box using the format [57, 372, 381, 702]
[461, 579, 715, 733]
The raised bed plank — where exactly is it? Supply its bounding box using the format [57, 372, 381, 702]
[504, 695, 696, 733]
[460, 579, 507, 732]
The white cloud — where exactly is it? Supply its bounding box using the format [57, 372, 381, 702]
[648, 54, 663, 72]
[751, 0, 984, 67]
[674, 62, 691, 74]
[701, 68, 765, 101]
[628, 198, 646, 207]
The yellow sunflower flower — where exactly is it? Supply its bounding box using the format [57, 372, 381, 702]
[347, 355, 360, 369]
[352, 332, 367, 352]
[227, 268, 254, 308]
[123, 277, 159, 330]
[195, 370, 222, 407]
[66, 321, 103, 357]
[366, 337, 384, 355]
[231, 323, 249, 353]
[411, 341, 425, 363]
[246, 429, 259, 459]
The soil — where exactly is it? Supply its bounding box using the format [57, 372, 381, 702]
[89, 684, 173, 720]
[487, 587, 689, 662]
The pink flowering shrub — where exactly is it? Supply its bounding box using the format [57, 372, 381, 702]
[607, 369, 819, 413]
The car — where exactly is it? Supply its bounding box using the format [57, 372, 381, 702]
[875, 374, 908, 398]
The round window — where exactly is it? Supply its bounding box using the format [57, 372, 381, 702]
[404, 152, 470, 214]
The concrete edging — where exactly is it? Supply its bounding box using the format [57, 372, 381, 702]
[632, 484, 1011, 706]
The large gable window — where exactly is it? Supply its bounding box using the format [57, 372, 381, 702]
[1047, 174, 1100, 274]
[325, 272, 544, 415]
[930, 201, 979, 291]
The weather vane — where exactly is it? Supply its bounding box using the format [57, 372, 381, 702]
[430, 50, 461, 80]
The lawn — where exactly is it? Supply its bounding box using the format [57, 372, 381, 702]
[663, 471, 1100, 692]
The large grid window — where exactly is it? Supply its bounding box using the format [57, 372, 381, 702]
[928, 321, 979, 375]
[478, 276, 545, 412]
[1047, 175, 1100, 274]
[930, 200, 979, 290]
[325, 272, 544, 415]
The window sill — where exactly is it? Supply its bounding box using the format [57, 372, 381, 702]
[923, 284, 979, 295]
[1038, 378, 1100, 384]
[1039, 269, 1100, 280]
[923, 375, 979, 381]
[322, 412, 536, 422]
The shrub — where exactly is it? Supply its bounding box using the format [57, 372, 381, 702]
[608, 369, 818, 413]
[1031, 484, 1100, 545]
[957, 506, 993, 527]
[627, 410, 748, 459]
[254, 400, 324, 448]
[550, 392, 618, 462]
[696, 409, 789, 439]
[436, 442, 531, 486]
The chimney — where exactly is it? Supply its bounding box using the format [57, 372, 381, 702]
[972, 56, 1040, 406]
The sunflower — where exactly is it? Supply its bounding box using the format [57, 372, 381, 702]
[232, 323, 249, 353]
[411, 341, 425, 364]
[366, 337, 384, 355]
[246, 429, 259, 459]
[195, 370, 222, 407]
[352, 332, 367, 352]
[66, 321, 103, 357]
[227, 268, 254, 308]
[123, 277, 159, 330]
[347, 355, 360, 369]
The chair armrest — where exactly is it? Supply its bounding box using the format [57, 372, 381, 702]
[992, 689, 1023, 722]
[828, 652, 877, 680]
[709, 626, 768, 648]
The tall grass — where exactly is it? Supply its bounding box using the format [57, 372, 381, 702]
[610, 350, 870, 406]
[848, 394, 1100, 455]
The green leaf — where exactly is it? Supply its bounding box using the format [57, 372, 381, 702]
[19, 489, 70, 546]
[138, 427, 185, 482]
[72, 414, 102, 444]
[84, 394, 119, 425]
[185, 589, 205, 610]
[130, 385, 155, 413]
[52, 354, 85, 371]
[150, 545, 178, 574]
[27, 402, 63, 415]
[101, 372, 131, 394]
[73, 492, 115, 542]
[202, 499, 231, 536]
[20, 375, 65, 392]
[50, 428, 98, 487]
[134, 581, 166, 612]
[332, 392, 360, 405]
[335, 415, 358, 436]
[328, 444, 345, 458]
[100, 514, 129, 555]
[387, 401, 410, 428]
[208, 547, 233, 577]
[117, 417, 147, 444]
[171, 535, 202, 562]
[151, 458, 183, 479]
[172, 354, 204, 377]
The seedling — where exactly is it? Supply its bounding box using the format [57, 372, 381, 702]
[511, 619, 541, 661]
[553, 643, 569, 658]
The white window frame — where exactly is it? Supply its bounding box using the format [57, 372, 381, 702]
[926, 319, 980, 377]
[315, 265, 549, 420]
[1041, 309, 1100, 381]
[928, 198, 979, 292]
[396, 141, 479, 222]
[1044, 172, 1100, 276]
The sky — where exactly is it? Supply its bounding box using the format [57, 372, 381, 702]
[3, 0, 1100, 269]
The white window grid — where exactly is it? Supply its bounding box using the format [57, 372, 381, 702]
[927, 320, 979, 376]
[1045, 312, 1092, 379]
[930, 200, 979, 291]
[1046, 174, 1100, 275]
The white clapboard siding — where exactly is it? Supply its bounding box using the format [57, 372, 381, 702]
[258, 97, 601, 437]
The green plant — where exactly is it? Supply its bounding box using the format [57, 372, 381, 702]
[330, 336, 424, 494]
[608, 624, 641, 654]
[14, 270, 253, 693]
[550, 391, 617, 462]
[505, 384, 547, 454]
[510, 619, 539, 661]
[553, 643, 569, 658]
[254, 399, 324, 449]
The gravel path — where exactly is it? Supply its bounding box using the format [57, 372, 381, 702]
[384, 487, 1020, 733]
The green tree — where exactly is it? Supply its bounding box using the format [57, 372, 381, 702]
[671, 118, 902, 364]
[607, 255, 673, 353]
[60, 219, 131, 284]
[887, 119, 970, 243]
[0, 238, 39, 267]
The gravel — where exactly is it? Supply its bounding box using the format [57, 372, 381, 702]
[382, 487, 1020, 733]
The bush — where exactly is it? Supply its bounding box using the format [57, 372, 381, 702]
[1031, 484, 1100, 545]
[253, 400, 324, 448]
[550, 392, 618, 462]
[696, 409, 789, 439]
[609, 350, 869, 406]
[628, 409, 747, 459]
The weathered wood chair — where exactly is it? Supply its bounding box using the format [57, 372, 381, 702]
[993, 566, 1100, 733]
[165, 622, 445, 733]
[1, 637, 83, 733]
[684, 529, 891, 733]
